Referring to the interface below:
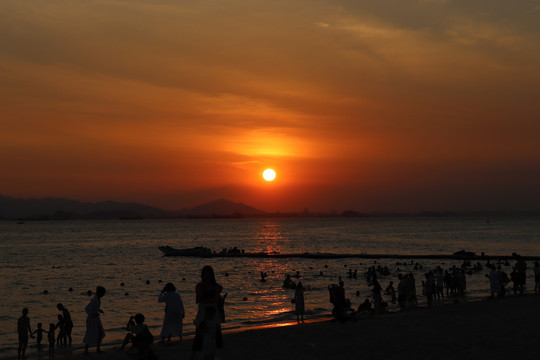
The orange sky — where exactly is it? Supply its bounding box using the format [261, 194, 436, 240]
[1, 1, 539, 212]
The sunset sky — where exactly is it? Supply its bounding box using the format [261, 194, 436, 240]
[1, 0, 539, 212]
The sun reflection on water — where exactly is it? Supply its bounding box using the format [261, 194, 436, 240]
[254, 221, 284, 254]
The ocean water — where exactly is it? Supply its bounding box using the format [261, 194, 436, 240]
[1, 217, 540, 358]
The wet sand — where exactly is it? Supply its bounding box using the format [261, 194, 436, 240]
[30, 294, 540, 360]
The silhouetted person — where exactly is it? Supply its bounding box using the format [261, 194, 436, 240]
[192, 266, 225, 360]
[295, 281, 305, 323]
[198, 306, 220, 360]
[534, 261, 540, 294]
[397, 274, 407, 311]
[357, 299, 372, 314]
[120, 313, 156, 359]
[498, 266, 509, 297]
[436, 270, 445, 300]
[83, 286, 106, 354]
[158, 282, 185, 343]
[488, 265, 500, 297]
[425, 271, 435, 308]
[33, 322, 47, 351]
[514, 256, 527, 295]
[47, 323, 56, 357]
[283, 274, 296, 289]
[17, 308, 34, 360]
[385, 281, 396, 304]
[56, 315, 66, 346]
[369, 276, 383, 314]
[329, 281, 348, 320]
[56, 303, 73, 345]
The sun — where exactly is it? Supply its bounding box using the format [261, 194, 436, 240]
[263, 169, 276, 181]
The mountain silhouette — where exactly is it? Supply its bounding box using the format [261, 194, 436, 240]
[0, 195, 266, 220]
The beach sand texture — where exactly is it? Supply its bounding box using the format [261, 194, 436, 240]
[37, 294, 540, 360]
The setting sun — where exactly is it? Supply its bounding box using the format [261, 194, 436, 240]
[263, 169, 276, 181]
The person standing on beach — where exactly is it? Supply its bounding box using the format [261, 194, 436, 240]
[295, 281, 305, 323]
[17, 308, 34, 360]
[47, 323, 56, 357]
[397, 274, 407, 311]
[55, 314, 67, 346]
[199, 306, 220, 360]
[57, 303, 73, 345]
[158, 282, 185, 343]
[436, 270, 445, 300]
[83, 286, 106, 354]
[32, 323, 47, 351]
[192, 265, 225, 360]
[425, 271, 435, 308]
[488, 265, 500, 297]
[534, 261, 540, 294]
[385, 281, 396, 304]
[513, 257, 527, 295]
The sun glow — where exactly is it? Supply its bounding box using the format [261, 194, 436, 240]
[263, 169, 276, 181]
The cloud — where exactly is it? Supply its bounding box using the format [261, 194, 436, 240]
[444, 21, 528, 48]
[418, 0, 451, 4]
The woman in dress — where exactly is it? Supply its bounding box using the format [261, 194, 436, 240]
[192, 265, 225, 358]
[158, 282, 185, 343]
[83, 286, 106, 354]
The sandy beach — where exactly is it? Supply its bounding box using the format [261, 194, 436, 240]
[27, 294, 540, 360]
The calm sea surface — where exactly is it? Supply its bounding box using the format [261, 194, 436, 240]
[1, 217, 540, 358]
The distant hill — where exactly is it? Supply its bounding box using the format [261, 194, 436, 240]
[0, 195, 266, 220]
[182, 199, 267, 217]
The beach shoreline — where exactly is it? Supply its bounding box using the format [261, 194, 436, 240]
[22, 293, 540, 360]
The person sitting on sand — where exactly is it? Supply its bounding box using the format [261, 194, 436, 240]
[357, 298, 372, 315]
[120, 313, 156, 359]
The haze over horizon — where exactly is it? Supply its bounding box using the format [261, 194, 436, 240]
[1, 1, 539, 213]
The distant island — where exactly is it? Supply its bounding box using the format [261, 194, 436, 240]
[0, 195, 538, 221]
[0, 196, 266, 220]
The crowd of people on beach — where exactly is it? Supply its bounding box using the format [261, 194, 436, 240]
[17, 257, 540, 360]
[323, 256, 539, 322]
[17, 265, 225, 360]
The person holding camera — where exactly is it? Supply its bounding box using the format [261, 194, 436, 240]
[158, 283, 185, 343]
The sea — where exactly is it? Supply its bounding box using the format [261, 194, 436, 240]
[1, 217, 540, 358]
